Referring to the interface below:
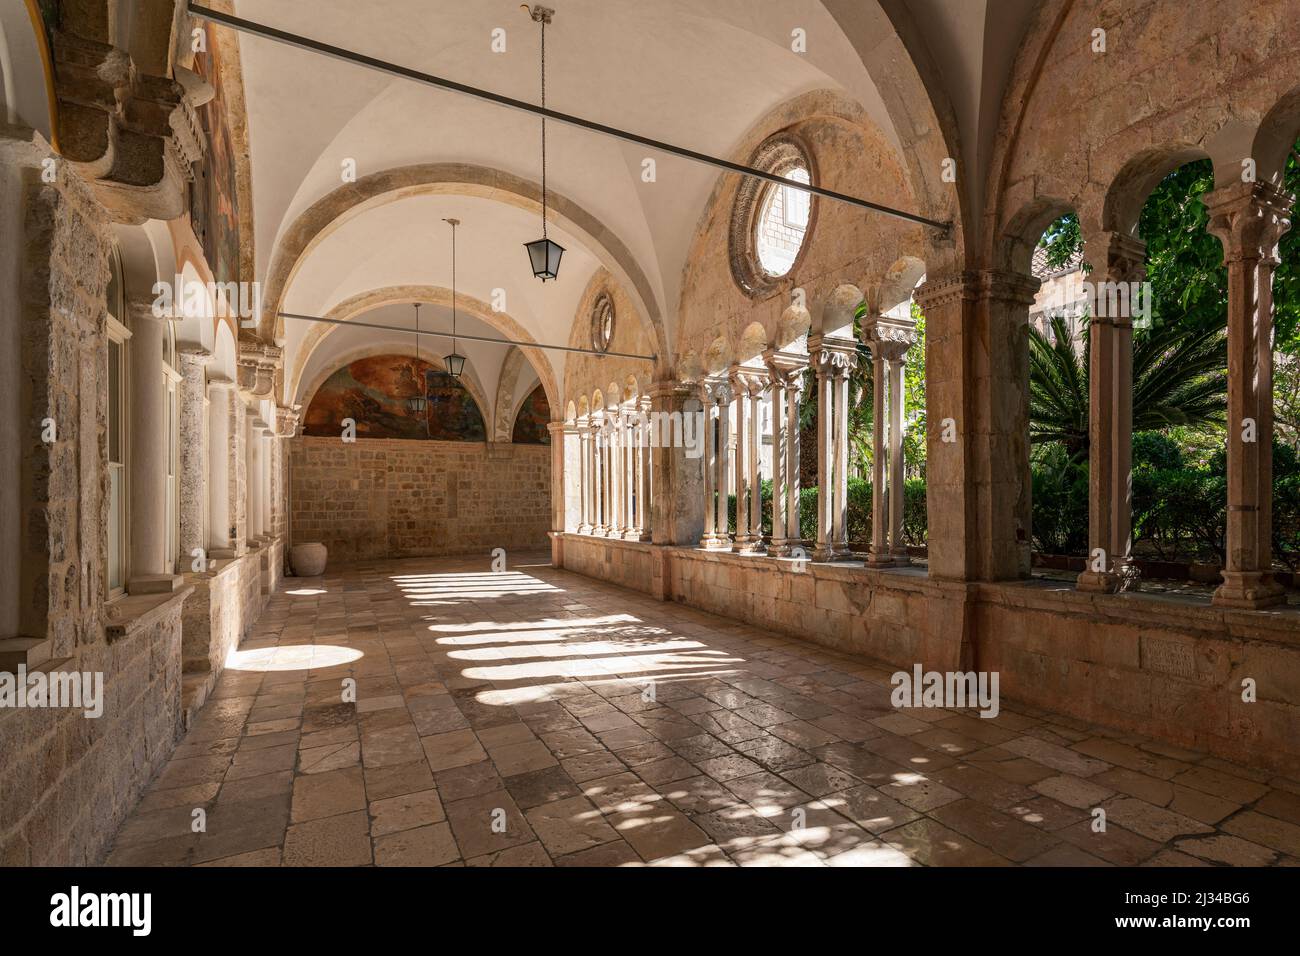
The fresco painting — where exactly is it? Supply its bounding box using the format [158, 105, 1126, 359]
[511, 384, 552, 445]
[304, 355, 487, 441]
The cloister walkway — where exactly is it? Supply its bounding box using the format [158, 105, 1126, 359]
[106, 554, 1300, 867]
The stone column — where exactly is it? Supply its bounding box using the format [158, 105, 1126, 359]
[636, 396, 653, 541]
[594, 413, 608, 535]
[809, 335, 856, 561]
[230, 396, 247, 551]
[206, 379, 236, 555]
[549, 420, 571, 562]
[764, 352, 801, 557]
[624, 411, 638, 539]
[246, 413, 263, 542]
[869, 342, 890, 566]
[915, 271, 1037, 581]
[560, 421, 581, 534]
[1077, 233, 1146, 593]
[577, 421, 591, 533]
[127, 308, 180, 592]
[1205, 182, 1294, 609]
[888, 355, 907, 562]
[748, 377, 766, 551]
[834, 363, 851, 557]
[730, 368, 752, 552]
[262, 426, 275, 538]
[608, 414, 622, 536]
[649, 381, 704, 546]
[177, 346, 212, 571]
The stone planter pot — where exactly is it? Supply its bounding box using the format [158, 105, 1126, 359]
[291, 542, 328, 577]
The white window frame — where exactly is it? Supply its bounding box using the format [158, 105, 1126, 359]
[163, 323, 182, 575]
[105, 309, 131, 600]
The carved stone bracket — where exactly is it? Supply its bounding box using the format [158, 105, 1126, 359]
[237, 342, 282, 400]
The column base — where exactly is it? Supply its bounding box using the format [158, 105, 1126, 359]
[701, 534, 732, 550]
[1213, 571, 1287, 609]
[1076, 569, 1121, 594]
[767, 537, 803, 558]
[867, 548, 898, 568]
[737, 540, 766, 556]
[576, 523, 592, 535]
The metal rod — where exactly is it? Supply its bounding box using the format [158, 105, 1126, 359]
[278, 310, 656, 361]
[187, 3, 951, 234]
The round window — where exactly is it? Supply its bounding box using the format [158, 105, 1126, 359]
[728, 134, 816, 297]
[591, 293, 614, 352]
[755, 165, 811, 277]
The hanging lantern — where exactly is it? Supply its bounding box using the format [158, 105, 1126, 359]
[405, 303, 428, 414]
[444, 217, 466, 379]
[525, 6, 563, 282]
[524, 236, 565, 281]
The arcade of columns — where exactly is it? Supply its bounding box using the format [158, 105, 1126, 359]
[568, 291, 917, 571]
[564, 175, 1293, 612]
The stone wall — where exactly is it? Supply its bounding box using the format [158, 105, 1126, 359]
[289, 437, 551, 563]
[558, 534, 1300, 777]
[0, 139, 191, 864]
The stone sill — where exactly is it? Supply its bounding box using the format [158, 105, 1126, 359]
[104, 585, 194, 643]
[559, 534, 1300, 643]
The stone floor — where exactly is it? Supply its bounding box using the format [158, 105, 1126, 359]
[106, 552, 1300, 867]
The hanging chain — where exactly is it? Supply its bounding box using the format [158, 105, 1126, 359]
[413, 302, 420, 363]
[540, 17, 548, 239]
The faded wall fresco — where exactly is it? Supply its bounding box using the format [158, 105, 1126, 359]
[191, 22, 240, 286]
[511, 384, 551, 445]
[303, 355, 486, 441]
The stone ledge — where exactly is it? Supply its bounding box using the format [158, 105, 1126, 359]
[104, 585, 194, 643]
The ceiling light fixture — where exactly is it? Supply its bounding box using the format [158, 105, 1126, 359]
[523, 5, 564, 281]
[443, 217, 467, 378]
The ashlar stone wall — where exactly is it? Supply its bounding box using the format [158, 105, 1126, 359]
[0, 134, 188, 865]
[289, 437, 551, 563]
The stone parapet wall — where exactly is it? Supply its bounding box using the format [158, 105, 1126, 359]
[558, 534, 1300, 777]
[180, 542, 280, 677]
[0, 591, 187, 866]
[289, 437, 551, 563]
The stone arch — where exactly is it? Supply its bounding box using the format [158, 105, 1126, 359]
[814, 284, 864, 338]
[260, 163, 668, 370]
[815, 1, 966, 266]
[492, 347, 528, 442]
[1252, 85, 1300, 189]
[999, 196, 1076, 276]
[1100, 146, 1214, 240]
[286, 284, 560, 418]
[298, 342, 492, 435]
[877, 256, 928, 314]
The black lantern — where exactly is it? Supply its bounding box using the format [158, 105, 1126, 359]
[525, 236, 565, 282]
[405, 303, 428, 414]
[526, 6, 563, 282]
[444, 217, 466, 379]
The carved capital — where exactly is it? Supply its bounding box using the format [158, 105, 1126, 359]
[275, 405, 302, 438]
[1204, 181, 1295, 266]
[808, 333, 858, 377]
[728, 364, 770, 397]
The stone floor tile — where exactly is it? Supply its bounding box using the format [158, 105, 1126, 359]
[504, 765, 583, 809]
[370, 788, 445, 836]
[444, 789, 534, 858]
[373, 822, 459, 866]
[365, 760, 435, 801]
[524, 795, 619, 856]
[421, 728, 488, 772]
[291, 766, 367, 823]
[878, 818, 1013, 867]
